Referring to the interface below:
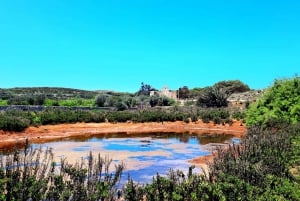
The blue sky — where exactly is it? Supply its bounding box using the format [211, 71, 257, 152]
[0, 1, 299, 92]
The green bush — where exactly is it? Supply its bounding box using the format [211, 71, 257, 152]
[95, 94, 108, 107]
[197, 86, 229, 107]
[106, 111, 136, 123]
[0, 141, 124, 201]
[0, 114, 30, 131]
[198, 108, 230, 124]
[44, 99, 59, 106]
[246, 77, 300, 126]
[231, 110, 245, 120]
[123, 124, 300, 200]
[0, 123, 299, 200]
[58, 98, 95, 107]
[0, 99, 7, 106]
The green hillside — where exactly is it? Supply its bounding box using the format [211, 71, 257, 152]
[0, 87, 99, 100]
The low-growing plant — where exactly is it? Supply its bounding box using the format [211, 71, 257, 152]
[58, 98, 95, 107]
[0, 123, 300, 200]
[0, 140, 124, 201]
[231, 110, 245, 120]
[0, 99, 7, 106]
[0, 107, 238, 132]
[0, 114, 30, 131]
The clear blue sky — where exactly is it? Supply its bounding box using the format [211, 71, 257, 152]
[0, 1, 299, 92]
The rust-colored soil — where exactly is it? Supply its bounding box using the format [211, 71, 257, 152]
[0, 120, 246, 167]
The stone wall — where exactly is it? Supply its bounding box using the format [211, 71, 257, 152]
[0, 105, 114, 112]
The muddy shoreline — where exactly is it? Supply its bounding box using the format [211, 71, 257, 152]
[0, 120, 246, 167]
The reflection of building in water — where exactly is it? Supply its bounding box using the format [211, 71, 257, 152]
[150, 86, 178, 100]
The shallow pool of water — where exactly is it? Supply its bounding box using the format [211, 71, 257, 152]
[31, 133, 238, 183]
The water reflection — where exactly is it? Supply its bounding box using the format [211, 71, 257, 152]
[49, 132, 236, 145]
[2, 133, 238, 184]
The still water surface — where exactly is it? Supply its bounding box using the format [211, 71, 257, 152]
[32, 133, 239, 183]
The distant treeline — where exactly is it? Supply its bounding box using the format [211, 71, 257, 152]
[0, 105, 114, 112]
[0, 87, 98, 100]
[0, 80, 253, 109]
[0, 78, 299, 200]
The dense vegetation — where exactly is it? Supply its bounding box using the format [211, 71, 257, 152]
[124, 124, 300, 201]
[197, 80, 250, 107]
[0, 107, 234, 132]
[0, 140, 124, 201]
[0, 80, 252, 109]
[0, 123, 299, 200]
[1, 78, 299, 200]
[0, 86, 177, 109]
[0, 80, 252, 132]
[246, 77, 300, 126]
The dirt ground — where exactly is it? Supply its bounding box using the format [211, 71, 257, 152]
[0, 120, 246, 167]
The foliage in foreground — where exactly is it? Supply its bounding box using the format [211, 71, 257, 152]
[1, 123, 299, 200]
[246, 76, 300, 126]
[0, 140, 124, 201]
[123, 123, 300, 201]
[209, 123, 300, 200]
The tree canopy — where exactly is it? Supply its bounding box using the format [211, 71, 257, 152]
[246, 77, 300, 126]
[197, 80, 250, 107]
[178, 86, 189, 99]
[213, 80, 250, 94]
[136, 82, 156, 96]
[197, 86, 229, 107]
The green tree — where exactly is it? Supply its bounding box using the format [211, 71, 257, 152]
[34, 95, 46, 105]
[197, 86, 229, 107]
[136, 82, 156, 96]
[178, 86, 189, 99]
[214, 80, 250, 94]
[0, 99, 8, 106]
[149, 95, 159, 107]
[189, 87, 203, 99]
[95, 94, 108, 107]
[196, 80, 249, 108]
[124, 96, 137, 108]
[246, 77, 300, 126]
[149, 95, 175, 107]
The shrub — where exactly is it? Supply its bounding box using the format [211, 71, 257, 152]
[0, 141, 124, 201]
[197, 86, 229, 107]
[0, 99, 7, 106]
[0, 114, 30, 131]
[106, 111, 136, 122]
[246, 77, 300, 126]
[231, 110, 245, 120]
[95, 94, 108, 107]
[199, 108, 230, 124]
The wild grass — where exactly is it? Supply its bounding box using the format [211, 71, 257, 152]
[1, 124, 299, 200]
[0, 140, 124, 201]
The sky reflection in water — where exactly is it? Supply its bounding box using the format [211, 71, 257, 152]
[32, 133, 238, 183]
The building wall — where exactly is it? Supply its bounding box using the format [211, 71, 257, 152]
[150, 86, 178, 100]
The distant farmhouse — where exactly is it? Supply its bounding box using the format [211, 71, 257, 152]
[150, 86, 178, 100]
[150, 86, 264, 109]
